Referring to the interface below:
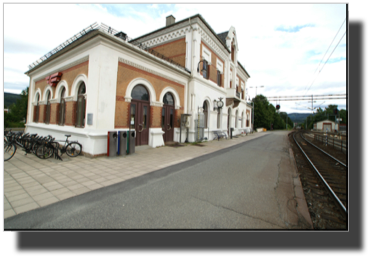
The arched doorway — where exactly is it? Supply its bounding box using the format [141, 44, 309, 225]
[162, 92, 174, 143]
[130, 84, 150, 146]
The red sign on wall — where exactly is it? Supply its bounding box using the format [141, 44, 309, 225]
[45, 72, 62, 87]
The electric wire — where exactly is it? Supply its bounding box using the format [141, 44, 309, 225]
[303, 18, 346, 95]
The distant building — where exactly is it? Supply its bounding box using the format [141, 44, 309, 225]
[313, 119, 340, 132]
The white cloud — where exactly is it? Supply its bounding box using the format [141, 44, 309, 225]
[3, 3, 346, 114]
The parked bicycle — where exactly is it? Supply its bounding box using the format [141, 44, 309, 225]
[4, 131, 82, 161]
[36, 134, 82, 160]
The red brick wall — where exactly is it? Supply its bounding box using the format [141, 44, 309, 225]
[150, 38, 186, 67]
[115, 62, 185, 129]
[65, 101, 77, 126]
[200, 42, 225, 88]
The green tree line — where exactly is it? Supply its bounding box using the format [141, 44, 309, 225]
[251, 95, 294, 130]
[4, 87, 29, 128]
[302, 104, 347, 130]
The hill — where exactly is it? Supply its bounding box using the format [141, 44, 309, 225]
[287, 113, 316, 124]
[4, 92, 21, 108]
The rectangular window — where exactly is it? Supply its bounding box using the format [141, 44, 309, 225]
[202, 60, 209, 79]
[217, 70, 222, 87]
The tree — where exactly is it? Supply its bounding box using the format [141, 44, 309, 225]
[4, 87, 29, 128]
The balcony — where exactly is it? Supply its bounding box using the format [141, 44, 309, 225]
[225, 88, 242, 108]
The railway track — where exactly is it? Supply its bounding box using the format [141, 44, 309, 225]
[289, 130, 347, 229]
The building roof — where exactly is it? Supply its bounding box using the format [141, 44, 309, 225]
[217, 31, 229, 46]
[25, 23, 190, 75]
[129, 14, 231, 54]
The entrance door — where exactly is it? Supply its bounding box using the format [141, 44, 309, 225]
[130, 85, 150, 146]
[162, 105, 174, 143]
[162, 92, 175, 143]
[130, 101, 149, 146]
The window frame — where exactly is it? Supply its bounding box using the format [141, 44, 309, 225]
[44, 91, 51, 125]
[75, 82, 86, 128]
[58, 88, 66, 126]
[34, 93, 40, 123]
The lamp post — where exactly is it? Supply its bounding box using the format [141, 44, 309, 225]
[255, 85, 264, 97]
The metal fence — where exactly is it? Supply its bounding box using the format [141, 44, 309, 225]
[314, 133, 347, 153]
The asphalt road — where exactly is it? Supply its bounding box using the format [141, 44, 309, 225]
[5, 131, 303, 229]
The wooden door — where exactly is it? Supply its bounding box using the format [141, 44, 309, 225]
[162, 105, 174, 143]
[131, 100, 150, 146]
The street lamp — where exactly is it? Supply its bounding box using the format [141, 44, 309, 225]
[254, 85, 264, 97]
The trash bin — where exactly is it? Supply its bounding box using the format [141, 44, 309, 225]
[230, 127, 234, 139]
[129, 130, 135, 154]
[107, 131, 118, 157]
[118, 131, 127, 156]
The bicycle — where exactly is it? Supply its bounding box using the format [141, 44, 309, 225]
[35, 135, 56, 160]
[54, 135, 82, 157]
[36, 134, 82, 160]
[4, 130, 36, 161]
[4, 131, 16, 161]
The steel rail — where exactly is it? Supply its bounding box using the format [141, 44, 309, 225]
[301, 133, 347, 167]
[292, 132, 347, 213]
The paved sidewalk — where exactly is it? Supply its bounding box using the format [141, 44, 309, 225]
[4, 132, 270, 219]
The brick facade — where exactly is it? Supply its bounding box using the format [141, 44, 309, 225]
[115, 62, 185, 130]
[200, 42, 225, 88]
[33, 61, 88, 124]
[150, 38, 186, 67]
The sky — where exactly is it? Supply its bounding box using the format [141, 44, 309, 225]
[3, 3, 346, 114]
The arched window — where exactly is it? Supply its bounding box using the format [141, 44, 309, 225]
[203, 101, 208, 128]
[163, 92, 174, 105]
[131, 85, 149, 101]
[44, 91, 51, 124]
[58, 87, 66, 126]
[34, 93, 40, 123]
[76, 82, 86, 128]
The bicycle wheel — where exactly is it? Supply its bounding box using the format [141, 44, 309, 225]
[4, 142, 16, 161]
[65, 143, 82, 157]
[36, 145, 54, 159]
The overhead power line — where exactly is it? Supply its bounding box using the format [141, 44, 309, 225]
[303, 18, 347, 95]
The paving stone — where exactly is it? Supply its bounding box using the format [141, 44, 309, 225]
[4, 209, 16, 219]
[37, 196, 60, 207]
[7, 193, 31, 202]
[56, 191, 76, 201]
[32, 192, 55, 202]
[72, 187, 91, 195]
[10, 197, 36, 208]
[14, 202, 40, 214]
[26, 187, 48, 197]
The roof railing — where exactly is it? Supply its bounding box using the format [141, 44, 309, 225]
[27, 22, 190, 74]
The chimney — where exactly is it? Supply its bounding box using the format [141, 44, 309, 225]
[115, 31, 127, 41]
[166, 15, 176, 26]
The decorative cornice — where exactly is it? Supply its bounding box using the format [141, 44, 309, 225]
[140, 26, 191, 48]
[198, 21, 229, 60]
[124, 96, 132, 102]
[131, 20, 193, 46]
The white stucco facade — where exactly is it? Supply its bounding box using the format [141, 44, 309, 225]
[25, 15, 252, 157]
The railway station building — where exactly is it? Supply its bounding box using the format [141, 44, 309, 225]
[25, 14, 252, 157]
